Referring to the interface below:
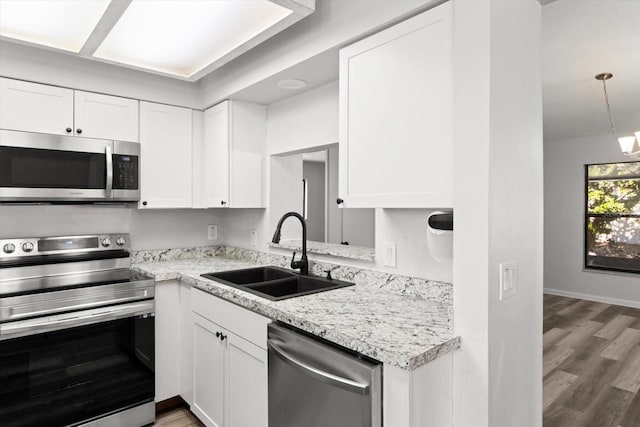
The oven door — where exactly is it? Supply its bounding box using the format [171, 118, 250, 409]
[0, 130, 112, 201]
[0, 301, 155, 427]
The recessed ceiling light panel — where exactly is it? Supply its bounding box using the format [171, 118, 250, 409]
[276, 78, 308, 90]
[0, 0, 110, 52]
[93, 0, 293, 79]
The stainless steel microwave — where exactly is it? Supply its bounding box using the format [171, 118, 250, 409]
[0, 129, 140, 202]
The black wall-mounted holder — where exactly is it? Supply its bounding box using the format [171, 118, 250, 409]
[427, 212, 453, 231]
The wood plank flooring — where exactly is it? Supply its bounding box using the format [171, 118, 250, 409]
[154, 407, 204, 427]
[544, 294, 640, 427]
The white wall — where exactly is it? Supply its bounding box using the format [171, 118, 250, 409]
[267, 81, 339, 155]
[545, 133, 640, 307]
[0, 205, 224, 250]
[453, 1, 543, 427]
[0, 41, 200, 108]
[303, 160, 326, 242]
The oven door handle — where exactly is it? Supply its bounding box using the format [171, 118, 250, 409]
[268, 340, 370, 395]
[0, 300, 154, 341]
[105, 144, 113, 199]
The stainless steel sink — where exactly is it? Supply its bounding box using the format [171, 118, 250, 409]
[200, 266, 354, 301]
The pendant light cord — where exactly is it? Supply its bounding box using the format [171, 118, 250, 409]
[601, 78, 620, 141]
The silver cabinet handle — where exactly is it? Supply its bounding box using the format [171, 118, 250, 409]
[268, 340, 370, 395]
[0, 300, 154, 341]
[105, 144, 113, 199]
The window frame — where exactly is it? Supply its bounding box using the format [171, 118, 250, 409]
[584, 160, 640, 275]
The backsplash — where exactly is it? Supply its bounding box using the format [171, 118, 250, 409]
[132, 245, 453, 306]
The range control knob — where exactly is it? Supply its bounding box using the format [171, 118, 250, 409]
[101, 238, 112, 247]
[3, 243, 16, 254]
[116, 237, 126, 246]
[22, 242, 35, 253]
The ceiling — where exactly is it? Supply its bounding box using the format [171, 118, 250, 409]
[0, 0, 314, 81]
[231, 48, 338, 105]
[542, 0, 640, 141]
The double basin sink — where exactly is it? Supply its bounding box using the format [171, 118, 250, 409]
[201, 266, 354, 301]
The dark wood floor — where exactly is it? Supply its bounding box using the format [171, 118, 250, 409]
[544, 294, 640, 427]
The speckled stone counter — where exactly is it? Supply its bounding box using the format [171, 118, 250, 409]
[132, 249, 460, 370]
[269, 240, 376, 262]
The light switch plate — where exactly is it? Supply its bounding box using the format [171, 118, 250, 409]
[207, 225, 218, 240]
[384, 242, 397, 268]
[499, 261, 518, 300]
[249, 230, 257, 247]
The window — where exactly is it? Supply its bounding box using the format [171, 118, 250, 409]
[585, 161, 640, 274]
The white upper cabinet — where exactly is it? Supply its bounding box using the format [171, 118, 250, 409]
[339, 2, 453, 208]
[74, 91, 139, 141]
[200, 100, 266, 208]
[203, 102, 231, 208]
[139, 101, 193, 209]
[0, 78, 139, 141]
[0, 77, 74, 136]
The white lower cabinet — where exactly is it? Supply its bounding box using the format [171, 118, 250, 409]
[191, 288, 269, 427]
[192, 314, 226, 427]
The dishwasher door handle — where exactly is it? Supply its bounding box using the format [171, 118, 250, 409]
[268, 340, 370, 395]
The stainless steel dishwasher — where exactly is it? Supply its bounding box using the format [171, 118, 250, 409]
[268, 323, 382, 427]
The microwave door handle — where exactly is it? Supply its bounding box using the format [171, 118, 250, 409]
[105, 145, 113, 199]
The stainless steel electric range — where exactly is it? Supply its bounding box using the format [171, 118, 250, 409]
[0, 234, 155, 427]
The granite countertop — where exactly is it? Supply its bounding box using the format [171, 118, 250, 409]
[269, 240, 376, 262]
[133, 256, 460, 370]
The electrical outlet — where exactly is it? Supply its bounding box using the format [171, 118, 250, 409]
[499, 261, 518, 300]
[384, 242, 397, 268]
[207, 225, 218, 240]
[249, 230, 257, 247]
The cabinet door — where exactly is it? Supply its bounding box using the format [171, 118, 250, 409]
[203, 101, 230, 208]
[74, 91, 139, 141]
[228, 101, 266, 208]
[225, 333, 268, 427]
[139, 102, 192, 208]
[0, 78, 73, 136]
[192, 314, 225, 427]
[339, 2, 453, 208]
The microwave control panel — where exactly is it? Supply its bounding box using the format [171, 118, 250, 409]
[112, 155, 139, 190]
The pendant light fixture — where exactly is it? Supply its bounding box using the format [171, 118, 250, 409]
[595, 73, 640, 159]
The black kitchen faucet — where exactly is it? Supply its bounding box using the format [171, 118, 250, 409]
[271, 212, 309, 275]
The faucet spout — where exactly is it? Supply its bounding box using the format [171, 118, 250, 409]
[271, 212, 308, 275]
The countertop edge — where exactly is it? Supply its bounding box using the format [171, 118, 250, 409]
[134, 264, 461, 371]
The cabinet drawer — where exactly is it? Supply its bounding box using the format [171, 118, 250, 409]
[191, 287, 270, 349]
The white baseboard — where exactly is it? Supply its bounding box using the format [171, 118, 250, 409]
[544, 288, 640, 309]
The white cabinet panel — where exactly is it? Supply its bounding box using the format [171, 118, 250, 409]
[339, 3, 453, 208]
[192, 314, 225, 427]
[74, 91, 139, 141]
[139, 102, 192, 209]
[203, 102, 230, 208]
[0, 78, 73, 136]
[229, 101, 266, 208]
[226, 335, 268, 427]
[180, 281, 195, 405]
[155, 280, 181, 402]
[201, 100, 266, 208]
